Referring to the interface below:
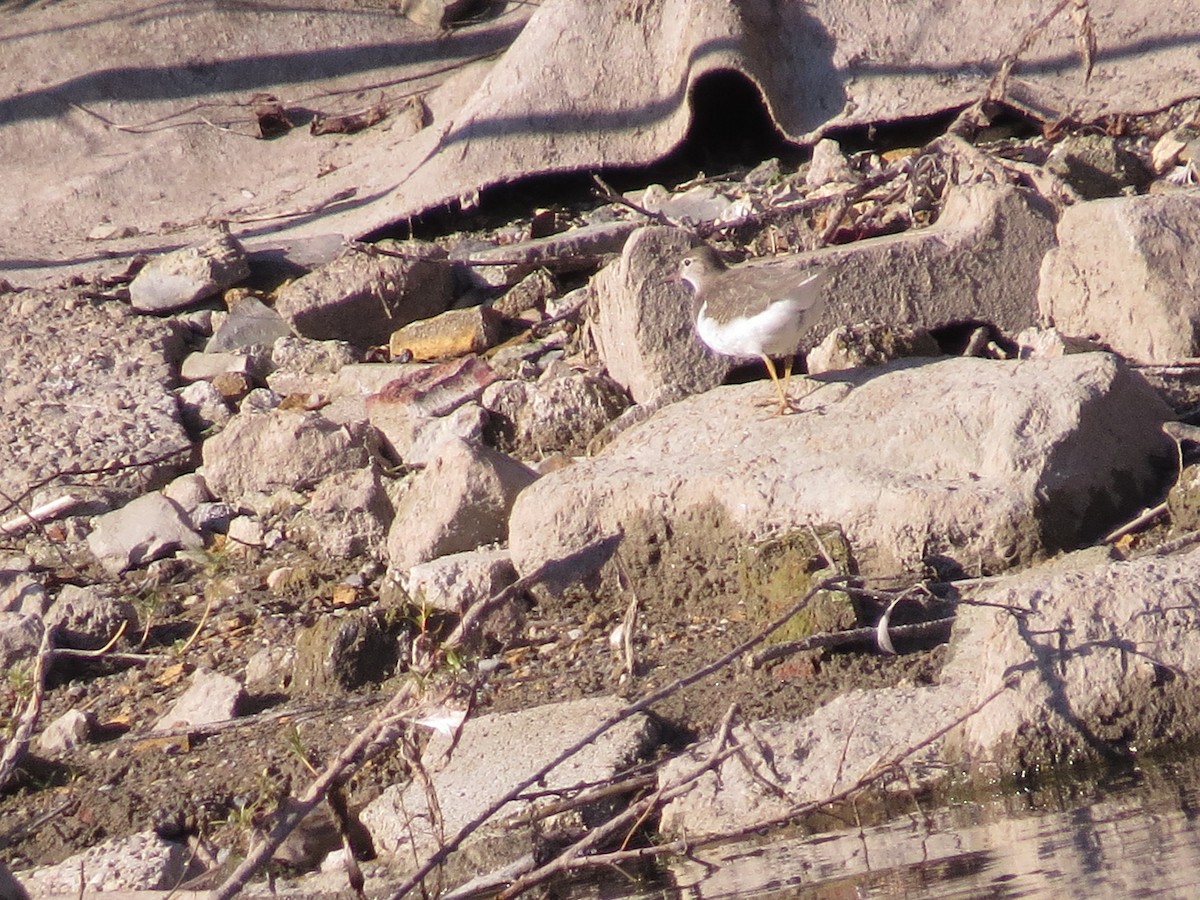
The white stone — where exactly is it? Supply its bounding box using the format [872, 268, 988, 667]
[36, 709, 93, 754]
[1039, 192, 1200, 362]
[0, 612, 43, 671]
[129, 230, 249, 313]
[153, 666, 245, 731]
[201, 408, 370, 502]
[406, 548, 516, 613]
[590, 225, 727, 405]
[86, 493, 203, 575]
[18, 830, 189, 894]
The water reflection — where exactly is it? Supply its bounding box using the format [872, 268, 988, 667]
[656, 756, 1200, 898]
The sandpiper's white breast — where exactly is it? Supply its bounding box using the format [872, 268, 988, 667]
[696, 298, 809, 359]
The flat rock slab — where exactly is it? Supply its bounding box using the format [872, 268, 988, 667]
[0, 0, 533, 286]
[359, 695, 658, 861]
[942, 545, 1200, 770]
[660, 542, 1200, 836]
[809, 181, 1054, 335]
[0, 290, 190, 505]
[509, 354, 1171, 594]
[658, 683, 963, 838]
[7, 0, 1200, 285]
[368, 0, 1200, 235]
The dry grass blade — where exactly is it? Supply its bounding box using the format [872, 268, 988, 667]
[989, 0, 1097, 102]
[1070, 0, 1097, 82]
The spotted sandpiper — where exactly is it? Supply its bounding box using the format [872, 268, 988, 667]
[678, 245, 829, 413]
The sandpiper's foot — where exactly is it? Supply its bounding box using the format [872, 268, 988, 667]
[760, 353, 795, 415]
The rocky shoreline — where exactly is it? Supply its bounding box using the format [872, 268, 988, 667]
[4, 78, 1200, 900]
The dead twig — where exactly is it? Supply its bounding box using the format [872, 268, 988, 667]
[613, 551, 639, 678]
[478, 647, 1025, 896]
[990, 0, 1095, 102]
[68, 50, 502, 136]
[505, 771, 659, 826]
[123, 696, 381, 744]
[745, 617, 955, 669]
[747, 672, 1021, 838]
[1102, 503, 1169, 544]
[0, 494, 83, 536]
[515, 671, 1023, 892]
[494, 706, 744, 898]
[347, 240, 528, 268]
[1102, 421, 1186, 544]
[0, 622, 52, 792]
[228, 187, 358, 224]
[1136, 528, 1200, 559]
[590, 174, 677, 227]
[47, 648, 164, 666]
[177, 592, 214, 655]
[692, 162, 905, 245]
[2, 445, 192, 516]
[210, 681, 426, 900]
[0, 798, 75, 852]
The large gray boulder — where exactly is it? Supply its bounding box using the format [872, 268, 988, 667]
[941, 545, 1200, 771]
[659, 543, 1200, 837]
[509, 354, 1172, 598]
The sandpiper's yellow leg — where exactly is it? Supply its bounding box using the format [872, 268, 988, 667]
[759, 354, 791, 415]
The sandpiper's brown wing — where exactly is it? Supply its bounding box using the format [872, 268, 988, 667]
[704, 265, 828, 322]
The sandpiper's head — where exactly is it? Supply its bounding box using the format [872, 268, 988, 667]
[677, 245, 725, 292]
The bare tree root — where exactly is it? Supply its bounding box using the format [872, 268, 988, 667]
[204, 546, 1005, 898]
[746, 616, 955, 669]
[1, 445, 193, 517]
[0, 624, 52, 793]
[946, 0, 1096, 141]
[989, 0, 1095, 103]
[713, 672, 1022, 847]
[209, 668, 428, 899]
[0, 619, 155, 793]
[493, 705, 745, 898]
